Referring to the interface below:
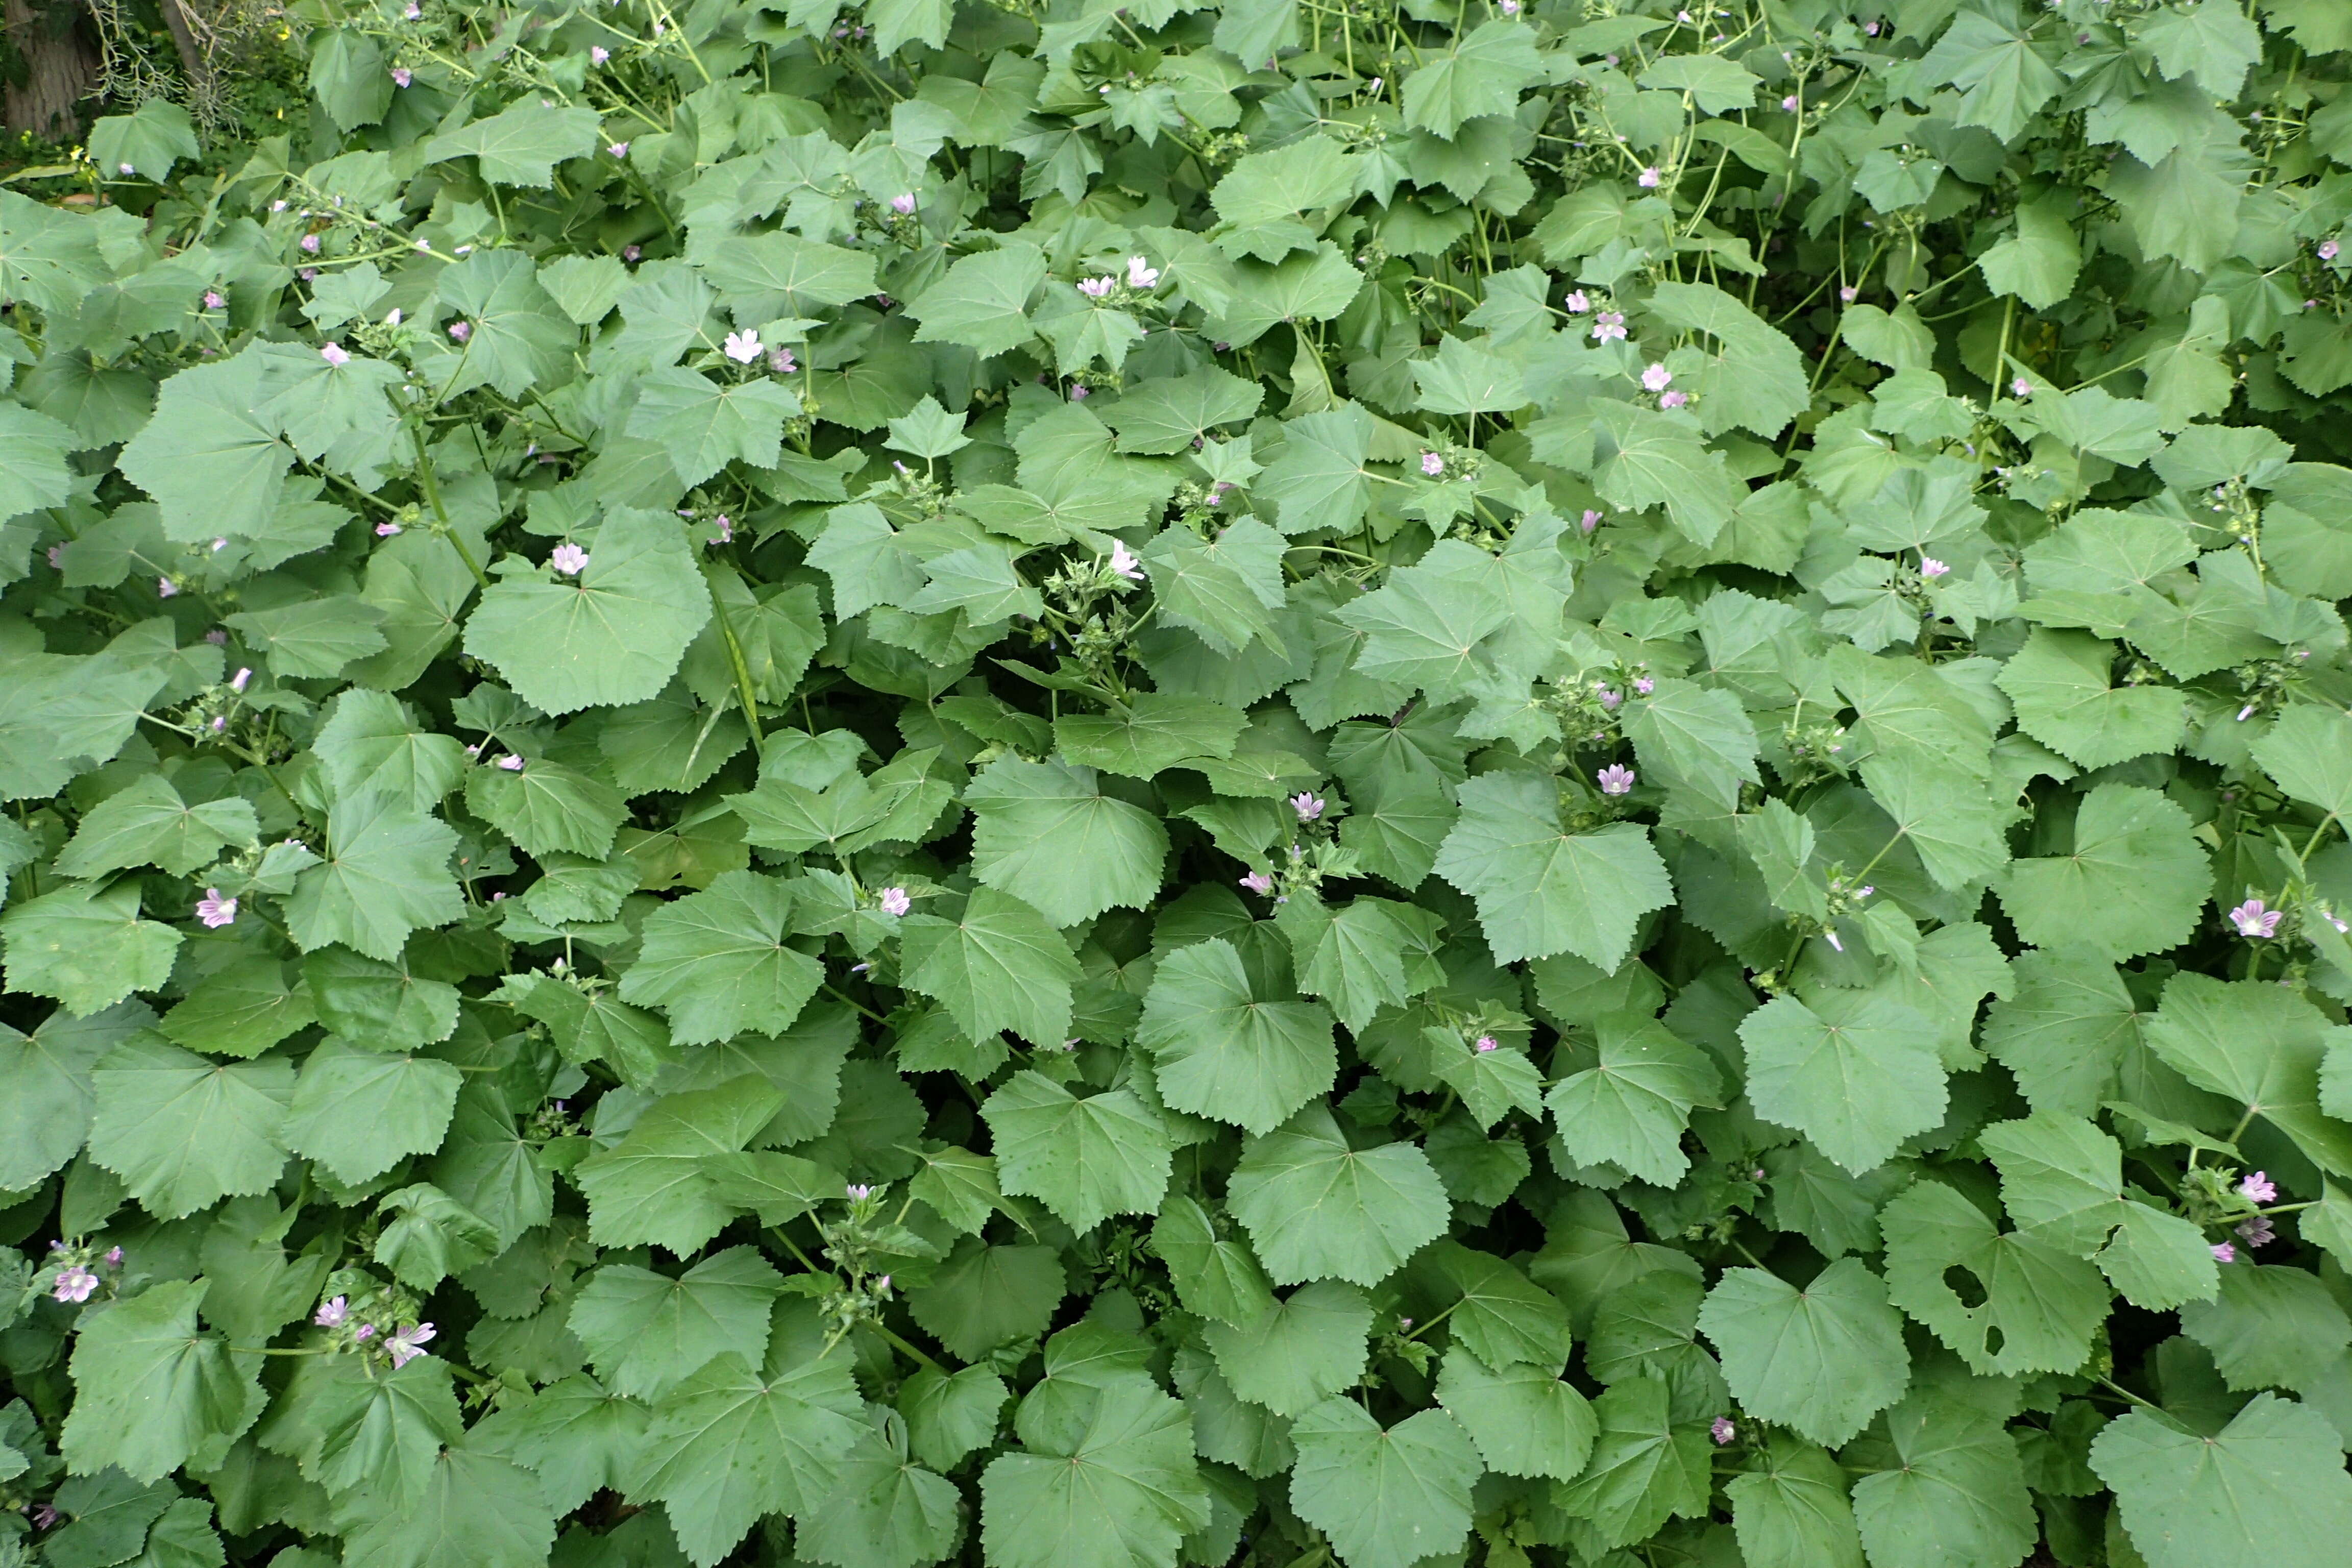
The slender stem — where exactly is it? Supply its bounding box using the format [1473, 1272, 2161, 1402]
[822, 984, 888, 1024]
[409, 424, 488, 589]
[875, 1323, 946, 1376]
[703, 566, 767, 760]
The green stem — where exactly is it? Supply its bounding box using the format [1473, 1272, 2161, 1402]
[409, 424, 488, 589]
[703, 565, 767, 760]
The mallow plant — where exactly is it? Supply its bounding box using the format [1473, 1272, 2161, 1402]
[5, 0, 2352, 1565]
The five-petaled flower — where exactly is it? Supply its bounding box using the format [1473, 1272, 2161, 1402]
[1592, 311, 1627, 343]
[496, 753, 526, 771]
[1659, 389, 1688, 408]
[1710, 1416, 1736, 1445]
[1290, 792, 1325, 822]
[301, 233, 321, 253]
[877, 887, 911, 917]
[592, 44, 609, 62]
[768, 347, 797, 374]
[1637, 166, 1662, 188]
[1109, 541, 1143, 581]
[890, 192, 916, 214]
[2212, 1242, 2236, 1263]
[2228, 898, 2282, 938]
[550, 543, 590, 576]
[1597, 764, 1636, 796]
[2238, 1215, 2275, 1247]
[1239, 872, 1274, 895]
[1564, 290, 1590, 313]
[320, 343, 350, 366]
[448, 320, 472, 343]
[53, 1265, 99, 1303]
[1632, 676, 1655, 696]
[204, 290, 225, 309]
[1641, 363, 1672, 392]
[392, 67, 412, 87]
[724, 329, 763, 363]
[1920, 557, 1950, 579]
[2241, 1170, 2278, 1204]
[2011, 377, 2032, 399]
[1420, 451, 1445, 476]
[1126, 255, 1159, 289]
[197, 889, 238, 928]
[2321, 239, 2341, 261]
[609, 141, 630, 158]
[315, 1295, 349, 1327]
[1474, 1036, 1498, 1053]
[387, 1322, 436, 1368]
[1078, 276, 1115, 298]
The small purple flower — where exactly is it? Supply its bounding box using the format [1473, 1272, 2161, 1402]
[404, 2, 420, 15]
[1640, 363, 1672, 392]
[197, 889, 238, 928]
[47, 545, 62, 570]
[2320, 239, 2340, 261]
[714, 514, 733, 544]
[315, 1295, 349, 1327]
[2011, 377, 2032, 399]
[591, 44, 610, 63]
[1290, 792, 1325, 822]
[846, 1183, 872, 1200]
[2241, 1170, 2278, 1204]
[550, 543, 589, 576]
[1711, 1416, 1736, 1445]
[1126, 256, 1160, 289]
[105, 1245, 122, 1265]
[1069, 383, 1089, 400]
[496, 753, 525, 772]
[204, 290, 225, 309]
[1109, 541, 1143, 581]
[231, 666, 252, 692]
[2237, 1215, 2275, 1248]
[768, 346, 797, 374]
[320, 342, 350, 367]
[1782, 94, 1799, 111]
[387, 1322, 436, 1368]
[1564, 290, 1590, 313]
[1637, 166, 1661, 188]
[205, 627, 227, 644]
[1420, 450, 1445, 476]
[1474, 1035, 1498, 1053]
[608, 141, 629, 158]
[448, 320, 472, 343]
[1919, 557, 1950, 579]
[2229, 899, 2283, 939]
[1592, 311, 1627, 344]
[298, 267, 318, 282]
[1598, 687, 1622, 710]
[1632, 677, 1654, 696]
[2212, 1242, 2236, 1264]
[877, 887, 911, 917]
[392, 67, 412, 87]
[34, 1504, 59, 1530]
[1240, 872, 1274, 895]
[724, 329, 763, 363]
[1581, 508, 1603, 533]
[353, 1322, 377, 1341]
[53, 1265, 99, 1303]
[1597, 764, 1636, 796]
[300, 232, 321, 254]
[376, 521, 402, 536]
[890, 192, 916, 215]
[1659, 389, 1688, 408]
[1498, 0, 1518, 12]
[158, 577, 178, 598]
[623, 244, 642, 262]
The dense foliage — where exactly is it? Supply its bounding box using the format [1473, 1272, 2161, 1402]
[8, 0, 2352, 1564]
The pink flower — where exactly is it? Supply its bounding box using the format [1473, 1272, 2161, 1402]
[1782, 94, 1799, 111]
[53, 1265, 99, 1303]
[1839, 286, 1857, 303]
[724, 329, 763, 363]
[158, 577, 178, 598]
[2229, 899, 2283, 939]
[105, 1246, 122, 1265]
[448, 320, 471, 343]
[591, 45, 609, 63]
[890, 192, 916, 214]
[387, 1322, 436, 1368]
[608, 141, 629, 158]
[623, 244, 642, 262]
[2238, 1215, 2275, 1247]
[205, 627, 227, 644]
[2011, 377, 2032, 399]
[230, 666, 253, 693]
[2212, 1242, 2236, 1263]
[300, 233, 321, 253]
[1290, 792, 1325, 822]
[376, 521, 402, 536]
[1592, 311, 1627, 343]
[1126, 256, 1160, 289]
[1597, 764, 1636, 796]
[320, 343, 350, 366]
[550, 543, 589, 576]
[846, 1183, 872, 1200]
[392, 67, 412, 87]
[1420, 451, 1445, 476]
[2322, 239, 2341, 261]
[404, 2, 420, 16]
[1711, 1416, 1735, 1445]
[1474, 1035, 1498, 1053]
[1069, 383, 1089, 400]
[714, 514, 733, 544]
[1564, 290, 1590, 313]
[353, 1322, 376, 1341]
[877, 887, 911, 917]
[197, 889, 238, 928]
[1637, 167, 1661, 188]
[315, 1295, 349, 1327]
[1920, 557, 1950, 579]
[1499, 0, 1518, 12]
[1659, 389, 1688, 408]
[1078, 275, 1115, 299]
[1240, 872, 1273, 895]
[1598, 687, 1622, 710]
[2241, 1170, 2277, 1204]
[204, 290, 225, 309]
[1109, 541, 1143, 581]
[1581, 509, 1603, 533]
[768, 347, 796, 374]
[298, 267, 318, 282]
[1632, 676, 1654, 696]
[496, 753, 525, 771]
[1641, 363, 1672, 392]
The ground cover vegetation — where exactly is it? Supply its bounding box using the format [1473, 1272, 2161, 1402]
[6, 0, 2352, 1564]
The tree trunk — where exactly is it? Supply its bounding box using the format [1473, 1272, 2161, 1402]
[3, 0, 99, 139]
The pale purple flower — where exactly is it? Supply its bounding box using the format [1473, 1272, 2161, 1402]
[890, 192, 916, 215]
[158, 577, 178, 598]
[404, 2, 420, 15]
[209, 716, 226, 733]
[846, 1183, 872, 1200]
[1581, 509, 1603, 533]
[1564, 290, 1590, 313]
[1632, 676, 1654, 696]
[2212, 1242, 2236, 1263]
[877, 887, 911, 917]
[1598, 687, 1622, 710]
[105, 1246, 122, 1265]
[1641, 363, 1672, 392]
[47, 545, 62, 570]
[353, 1322, 377, 1340]
[53, 1265, 99, 1303]
[2237, 1215, 2275, 1247]
[591, 45, 610, 63]
[32, 1504, 56, 1531]
[768, 347, 796, 374]
[2322, 239, 2342, 261]
[320, 342, 350, 367]
[1825, 930, 1845, 952]
[233, 664, 256, 694]
[1078, 275, 1115, 299]
[197, 889, 238, 928]
[1109, 541, 1143, 581]
[2229, 899, 2283, 939]
[1290, 792, 1325, 822]
[1659, 389, 1688, 408]
[1637, 167, 1661, 188]
[1420, 451, 1445, 476]
[1069, 383, 1089, 400]
[392, 67, 412, 87]
[2011, 377, 2031, 399]
[1474, 1035, 1498, 1053]
[2241, 1170, 2277, 1204]
[875, 1274, 891, 1292]
[315, 1295, 349, 1327]
[550, 543, 589, 576]
[376, 521, 402, 536]
[1592, 311, 1627, 343]
[386, 1322, 436, 1368]
[298, 267, 318, 282]
[271, 199, 287, 212]
[204, 290, 225, 309]
[300, 233, 321, 254]
[1782, 94, 1799, 111]
[212, 537, 228, 552]
[1711, 1416, 1735, 1445]
[1498, 0, 1518, 12]
[205, 627, 227, 644]
[496, 753, 525, 771]
[714, 514, 733, 544]
[1839, 285, 1857, 303]
[448, 320, 471, 343]
[724, 329, 763, 363]
[1126, 256, 1159, 289]
[608, 141, 629, 158]
[117, 161, 136, 175]
[623, 244, 642, 262]
[1919, 557, 1950, 579]
[1597, 764, 1636, 796]
[1240, 872, 1274, 895]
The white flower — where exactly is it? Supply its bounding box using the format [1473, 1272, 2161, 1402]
[1919, 557, 1950, 579]
[877, 887, 911, 916]
[1126, 255, 1159, 289]
[723, 329, 763, 363]
[1108, 542, 1143, 581]
[550, 543, 589, 576]
[386, 1322, 436, 1368]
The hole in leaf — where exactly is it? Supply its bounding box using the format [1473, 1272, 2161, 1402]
[1984, 1324, 2005, 1359]
[1943, 1264, 1989, 1308]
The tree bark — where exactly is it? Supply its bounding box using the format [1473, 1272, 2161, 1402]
[2, 0, 99, 139]
[155, 0, 207, 96]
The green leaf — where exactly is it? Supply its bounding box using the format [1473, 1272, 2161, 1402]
[1433, 771, 1673, 969]
[568, 1246, 783, 1401]
[1849, 1389, 2038, 1568]
[2142, 975, 2352, 1178]
[1995, 783, 2210, 961]
[0, 1004, 143, 1189]
[286, 794, 463, 964]
[61, 1281, 259, 1483]
[463, 757, 626, 860]
[1977, 197, 2081, 309]
[965, 757, 1169, 926]
[117, 350, 291, 542]
[979, 1371, 1209, 1568]
[1401, 20, 1546, 139]
[1996, 629, 2183, 769]
[3, 881, 184, 1016]
[87, 1036, 290, 1218]
[1622, 679, 1760, 811]
[1288, 1397, 1482, 1568]
[1226, 1106, 1450, 1287]
[1152, 1195, 1279, 1325]
[423, 99, 600, 186]
[1697, 1260, 1910, 1446]
[1053, 694, 1246, 777]
[2252, 703, 2352, 820]
[1432, 1346, 1596, 1482]
[1881, 1179, 2110, 1376]
[1140, 519, 1287, 655]
[1739, 990, 1947, 1174]
[2091, 1393, 2352, 1568]
[901, 887, 1080, 1049]
[0, 187, 109, 314]
[1257, 405, 1374, 535]
[0, 400, 76, 519]
[626, 369, 800, 488]
[226, 596, 388, 680]
[281, 1037, 462, 1185]
[314, 691, 469, 814]
[463, 508, 711, 716]
[1201, 1280, 1372, 1417]
[340, 1442, 556, 1568]
[1137, 937, 1337, 1135]
[1727, 1435, 1868, 1568]
[575, 1079, 787, 1251]
[1553, 1373, 1710, 1548]
[1104, 368, 1264, 454]
[899, 1363, 1010, 1471]
[1544, 1011, 1722, 1185]
[617, 870, 823, 1047]
[980, 1070, 1171, 1232]
[1977, 1110, 2127, 1256]
[907, 243, 1046, 358]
